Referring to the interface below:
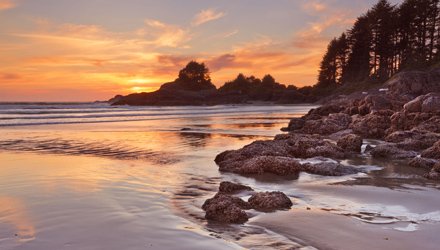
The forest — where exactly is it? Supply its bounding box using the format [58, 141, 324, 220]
[316, 0, 440, 95]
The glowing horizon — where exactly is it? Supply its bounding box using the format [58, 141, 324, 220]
[0, 0, 403, 102]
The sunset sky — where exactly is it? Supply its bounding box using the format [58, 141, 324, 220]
[0, 0, 403, 101]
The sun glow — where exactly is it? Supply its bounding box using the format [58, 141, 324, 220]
[129, 86, 158, 93]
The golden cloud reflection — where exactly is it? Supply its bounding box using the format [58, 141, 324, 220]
[0, 196, 36, 242]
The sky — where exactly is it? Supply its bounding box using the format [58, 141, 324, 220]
[0, 0, 403, 102]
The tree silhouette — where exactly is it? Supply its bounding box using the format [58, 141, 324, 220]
[316, 0, 440, 94]
[175, 61, 216, 91]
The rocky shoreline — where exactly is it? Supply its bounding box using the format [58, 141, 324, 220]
[202, 69, 440, 223]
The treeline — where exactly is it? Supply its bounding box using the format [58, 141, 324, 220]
[317, 0, 440, 93]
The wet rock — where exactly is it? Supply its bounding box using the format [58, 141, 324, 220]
[426, 163, 440, 180]
[337, 134, 363, 153]
[301, 157, 359, 176]
[365, 144, 374, 153]
[215, 134, 346, 172]
[386, 130, 440, 151]
[218, 181, 253, 194]
[248, 191, 293, 211]
[202, 193, 251, 223]
[284, 117, 305, 131]
[422, 141, 440, 159]
[371, 143, 418, 159]
[409, 157, 438, 170]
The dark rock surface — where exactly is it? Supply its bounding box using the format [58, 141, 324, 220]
[202, 193, 251, 223]
[422, 141, 440, 159]
[248, 192, 293, 211]
[218, 181, 253, 194]
[337, 134, 363, 153]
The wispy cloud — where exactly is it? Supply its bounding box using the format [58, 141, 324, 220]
[139, 19, 191, 48]
[192, 9, 226, 26]
[0, 0, 15, 10]
[302, 1, 327, 13]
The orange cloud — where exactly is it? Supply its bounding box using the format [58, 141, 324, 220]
[138, 20, 192, 48]
[0, 0, 15, 10]
[192, 9, 226, 26]
[303, 1, 327, 13]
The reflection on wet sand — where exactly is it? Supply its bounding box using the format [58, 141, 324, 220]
[0, 196, 35, 242]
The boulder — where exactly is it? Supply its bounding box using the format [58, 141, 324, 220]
[248, 191, 293, 211]
[301, 157, 359, 176]
[403, 93, 440, 113]
[337, 134, 363, 153]
[371, 144, 418, 159]
[422, 141, 440, 159]
[386, 130, 440, 151]
[301, 113, 352, 135]
[218, 181, 253, 194]
[386, 69, 440, 98]
[426, 163, 440, 180]
[409, 157, 438, 170]
[350, 111, 393, 139]
[202, 193, 251, 223]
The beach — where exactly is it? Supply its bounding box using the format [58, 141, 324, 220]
[0, 103, 439, 250]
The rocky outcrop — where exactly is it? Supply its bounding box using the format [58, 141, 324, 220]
[248, 192, 293, 211]
[202, 193, 251, 223]
[350, 110, 393, 139]
[386, 69, 440, 99]
[337, 134, 363, 153]
[404, 93, 440, 113]
[218, 181, 253, 194]
[409, 157, 438, 169]
[202, 183, 293, 224]
[422, 141, 440, 159]
[426, 163, 440, 180]
[371, 143, 418, 159]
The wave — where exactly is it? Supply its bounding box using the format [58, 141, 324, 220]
[0, 138, 178, 164]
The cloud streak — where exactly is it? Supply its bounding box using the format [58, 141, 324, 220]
[192, 9, 226, 26]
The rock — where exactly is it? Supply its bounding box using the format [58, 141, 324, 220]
[409, 157, 438, 170]
[248, 191, 293, 211]
[218, 182, 253, 194]
[202, 193, 251, 223]
[403, 93, 440, 113]
[218, 154, 351, 176]
[426, 163, 440, 180]
[371, 143, 418, 159]
[416, 116, 440, 133]
[386, 69, 440, 98]
[284, 117, 305, 131]
[235, 156, 303, 175]
[365, 144, 374, 153]
[337, 134, 363, 153]
[422, 141, 440, 159]
[385, 130, 440, 151]
[301, 113, 352, 135]
[350, 111, 393, 139]
[301, 157, 359, 176]
[403, 97, 422, 113]
[215, 134, 347, 172]
[389, 112, 439, 133]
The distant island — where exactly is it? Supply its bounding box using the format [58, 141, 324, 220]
[109, 61, 315, 106]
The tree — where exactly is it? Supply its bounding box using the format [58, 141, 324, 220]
[317, 38, 338, 88]
[176, 61, 215, 91]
